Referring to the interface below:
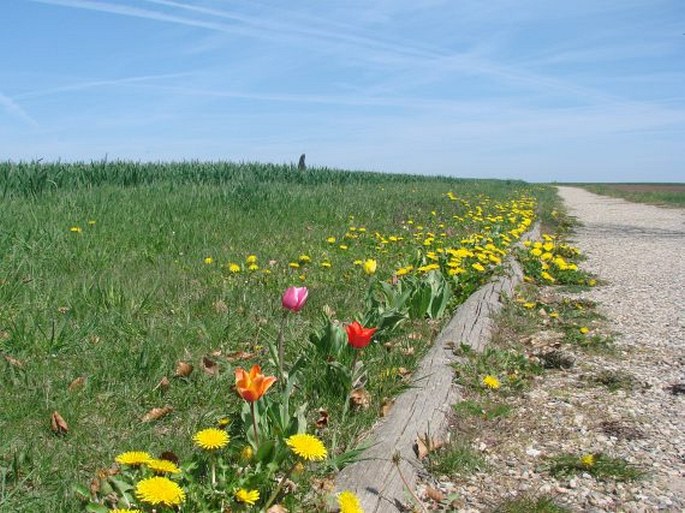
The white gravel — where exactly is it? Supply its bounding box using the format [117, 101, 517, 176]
[556, 186, 685, 511]
[418, 187, 685, 513]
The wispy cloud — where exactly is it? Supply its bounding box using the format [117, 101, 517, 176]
[15, 72, 194, 100]
[0, 91, 39, 128]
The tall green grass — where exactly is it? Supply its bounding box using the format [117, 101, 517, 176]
[0, 161, 543, 511]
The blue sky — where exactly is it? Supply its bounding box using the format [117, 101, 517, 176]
[1, 0, 684, 182]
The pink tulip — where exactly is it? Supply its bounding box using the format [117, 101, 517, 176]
[281, 286, 309, 312]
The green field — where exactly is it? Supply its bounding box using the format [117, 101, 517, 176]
[569, 183, 684, 207]
[0, 161, 549, 512]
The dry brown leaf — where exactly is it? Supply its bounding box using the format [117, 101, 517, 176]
[141, 405, 173, 423]
[3, 354, 24, 368]
[266, 505, 288, 513]
[400, 345, 415, 356]
[425, 486, 445, 502]
[213, 300, 228, 314]
[89, 477, 100, 497]
[407, 332, 422, 340]
[154, 376, 170, 393]
[201, 356, 219, 376]
[174, 361, 193, 378]
[380, 397, 394, 417]
[50, 411, 68, 435]
[311, 477, 335, 493]
[383, 342, 395, 351]
[349, 388, 370, 411]
[68, 376, 86, 391]
[414, 434, 445, 460]
[225, 350, 256, 362]
[315, 408, 329, 429]
[397, 367, 412, 379]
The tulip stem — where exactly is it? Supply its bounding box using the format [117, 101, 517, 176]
[250, 402, 260, 449]
[277, 311, 288, 385]
[263, 461, 298, 509]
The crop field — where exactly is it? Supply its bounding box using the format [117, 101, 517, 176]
[0, 162, 551, 512]
[571, 183, 684, 207]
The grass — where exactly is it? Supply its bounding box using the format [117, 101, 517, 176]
[493, 495, 571, 513]
[0, 160, 546, 512]
[453, 399, 511, 420]
[425, 440, 486, 476]
[547, 452, 644, 481]
[570, 182, 685, 208]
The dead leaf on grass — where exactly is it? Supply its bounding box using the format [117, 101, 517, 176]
[154, 376, 170, 393]
[400, 346, 415, 356]
[425, 486, 445, 502]
[50, 411, 69, 435]
[267, 505, 288, 513]
[68, 376, 86, 391]
[3, 354, 24, 368]
[349, 388, 370, 411]
[414, 434, 445, 460]
[201, 356, 219, 376]
[380, 397, 394, 417]
[213, 300, 228, 314]
[315, 408, 329, 429]
[141, 405, 173, 423]
[174, 361, 193, 378]
[225, 350, 256, 362]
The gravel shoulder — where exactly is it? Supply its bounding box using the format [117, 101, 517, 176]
[419, 187, 685, 512]
[554, 186, 685, 511]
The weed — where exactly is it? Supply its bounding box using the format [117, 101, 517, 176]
[454, 399, 511, 420]
[426, 440, 486, 476]
[547, 452, 644, 481]
[586, 370, 637, 392]
[493, 494, 571, 513]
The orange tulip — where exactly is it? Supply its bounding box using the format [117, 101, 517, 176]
[235, 364, 277, 402]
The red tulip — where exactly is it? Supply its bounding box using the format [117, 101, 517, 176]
[345, 321, 377, 349]
[282, 286, 309, 312]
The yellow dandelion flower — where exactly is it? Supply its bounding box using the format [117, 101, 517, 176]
[588, 278, 597, 286]
[581, 453, 595, 467]
[135, 476, 185, 507]
[549, 311, 559, 319]
[523, 302, 536, 309]
[240, 445, 254, 462]
[193, 428, 230, 450]
[362, 259, 377, 275]
[353, 259, 363, 265]
[87, 220, 96, 226]
[235, 488, 260, 505]
[472, 262, 485, 272]
[286, 433, 327, 461]
[299, 254, 311, 263]
[541, 271, 555, 282]
[70, 226, 82, 233]
[204, 257, 214, 265]
[110, 509, 141, 513]
[482, 375, 501, 390]
[217, 417, 230, 427]
[321, 261, 332, 268]
[115, 451, 152, 466]
[327, 236, 336, 243]
[228, 263, 241, 273]
[146, 459, 181, 474]
[289, 262, 300, 269]
[338, 490, 364, 513]
[246, 255, 257, 265]
[248, 264, 259, 271]
[579, 326, 590, 334]
[339, 244, 349, 250]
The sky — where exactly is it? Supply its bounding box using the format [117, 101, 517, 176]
[1, 0, 684, 182]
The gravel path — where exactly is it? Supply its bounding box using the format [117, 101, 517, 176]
[555, 186, 685, 511]
[419, 187, 684, 513]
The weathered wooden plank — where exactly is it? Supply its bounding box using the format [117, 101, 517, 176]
[333, 225, 539, 512]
